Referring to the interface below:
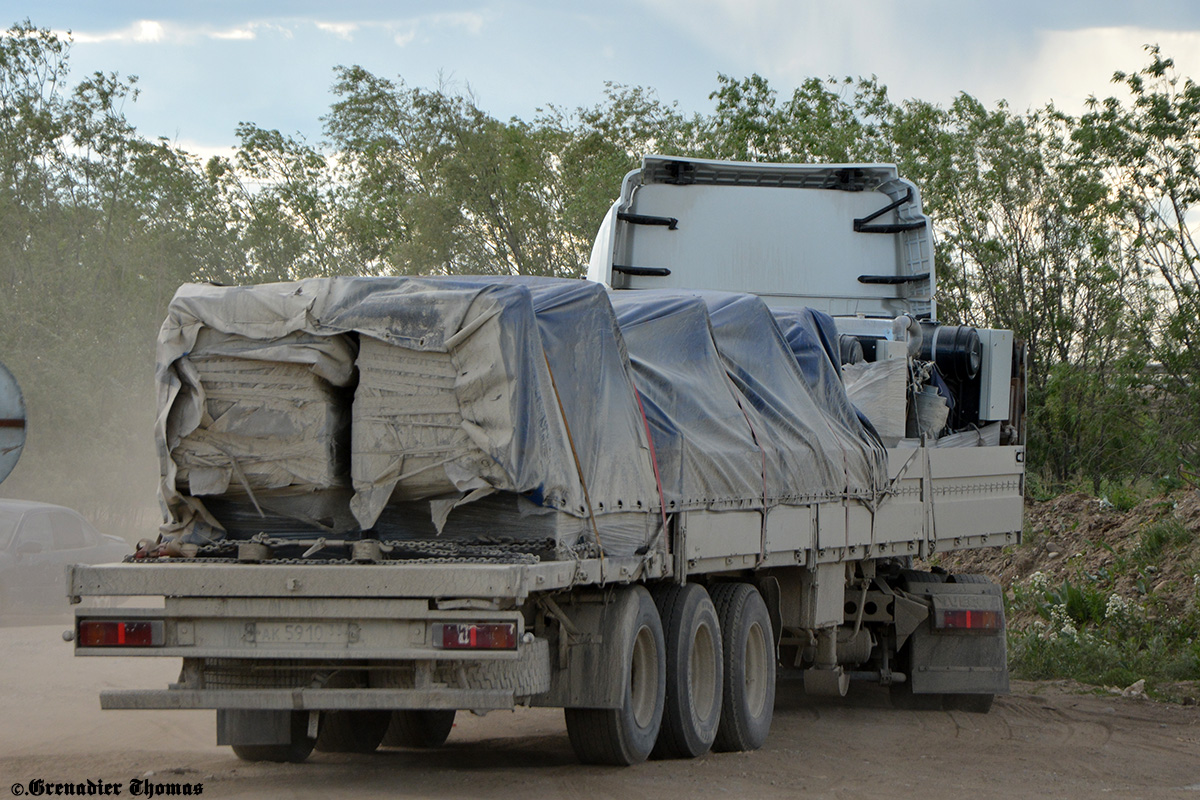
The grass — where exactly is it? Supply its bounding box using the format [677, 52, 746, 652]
[1003, 490, 1200, 698]
[1006, 570, 1200, 697]
[1132, 518, 1192, 563]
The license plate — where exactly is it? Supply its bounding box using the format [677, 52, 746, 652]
[253, 622, 349, 646]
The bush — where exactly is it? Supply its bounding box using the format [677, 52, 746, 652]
[1007, 573, 1200, 693]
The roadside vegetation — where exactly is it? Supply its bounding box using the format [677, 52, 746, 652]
[941, 485, 1200, 702]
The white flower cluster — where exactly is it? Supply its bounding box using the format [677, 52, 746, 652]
[1048, 605, 1077, 640]
[1028, 571, 1050, 593]
[1104, 592, 1140, 622]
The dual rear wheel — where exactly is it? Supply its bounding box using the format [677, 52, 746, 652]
[231, 581, 778, 766]
[231, 708, 457, 762]
[316, 708, 458, 752]
[565, 581, 775, 765]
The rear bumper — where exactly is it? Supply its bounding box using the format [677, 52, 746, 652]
[100, 687, 515, 711]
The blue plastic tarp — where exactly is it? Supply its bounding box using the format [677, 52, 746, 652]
[612, 290, 886, 511]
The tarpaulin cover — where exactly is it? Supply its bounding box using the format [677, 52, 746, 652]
[769, 307, 843, 374]
[612, 293, 766, 510]
[157, 277, 656, 540]
[843, 359, 908, 442]
[157, 277, 884, 546]
[612, 290, 887, 510]
[173, 330, 353, 498]
[771, 307, 889, 442]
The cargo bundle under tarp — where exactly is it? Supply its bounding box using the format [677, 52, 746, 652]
[156, 277, 886, 557]
[612, 292, 886, 513]
[157, 277, 658, 555]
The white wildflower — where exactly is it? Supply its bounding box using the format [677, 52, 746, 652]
[1105, 593, 1133, 621]
[1049, 605, 1077, 639]
[1031, 620, 1054, 642]
[1029, 571, 1049, 593]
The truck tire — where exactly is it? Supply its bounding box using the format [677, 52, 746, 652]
[949, 573, 992, 585]
[382, 710, 457, 748]
[315, 709, 391, 753]
[230, 711, 315, 763]
[888, 666, 945, 710]
[944, 693, 995, 713]
[651, 583, 723, 759]
[899, 569, 945, 588]
[458, 636, 551, 696]
[565, 585, 665, 765]
[710, 582, 775, 752]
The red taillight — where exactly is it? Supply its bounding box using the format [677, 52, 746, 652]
[437, 622, 517, 650]
[78, 620, 164, 647]
[936, 609, 1003, 631]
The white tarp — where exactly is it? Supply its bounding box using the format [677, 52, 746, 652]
[156, 277, 659, 543]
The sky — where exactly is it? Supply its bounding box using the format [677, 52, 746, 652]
[5, 1, 1200, 161]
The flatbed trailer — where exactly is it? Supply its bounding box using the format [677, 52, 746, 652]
[69, 155, 1025, 765]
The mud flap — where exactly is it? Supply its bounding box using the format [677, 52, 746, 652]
[217, 709, 296, 746]
[906, 582, 1008, 696]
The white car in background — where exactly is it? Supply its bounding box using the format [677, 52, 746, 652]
[0, 500, 129, 615]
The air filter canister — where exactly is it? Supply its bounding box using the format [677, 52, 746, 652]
[919, 323, 982, 380]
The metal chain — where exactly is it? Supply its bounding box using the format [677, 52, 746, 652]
[128, 536, 550, 565]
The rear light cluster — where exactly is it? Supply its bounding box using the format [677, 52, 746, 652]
[935, 609, 1003, 631]
[436, 622, 517, 650]
[78, 620, 165, 647]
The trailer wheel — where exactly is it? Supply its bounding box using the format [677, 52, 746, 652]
[949, 573, 992, 585]
[710, 582, 775, 752]
[230, 711, 315, 763]
[651, 583, 723, 759]
[382, 710, 457, 748]
[944, 693, 995, 713]
[565, 585, 665, 765]
[315, 709, 391, 753]
[888, 672, 944, 709]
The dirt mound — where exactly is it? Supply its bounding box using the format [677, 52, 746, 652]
[937, 489, 1200, 616]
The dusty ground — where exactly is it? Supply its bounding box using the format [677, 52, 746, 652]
[1, 624, 1198, 799]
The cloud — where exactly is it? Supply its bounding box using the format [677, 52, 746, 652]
[629, 1, 1200, 114]
[66, 12, 488, 53]
[389, 11, 486, 47]
[1018, 27, 1200, 113]
[166, 138, 239, 165]
[71, 20, 166, 44]
[66, 20, 288, 46]
[209, 27, 256, 41]
[430, 12, 485, 36]
[316, 21, 358, 40]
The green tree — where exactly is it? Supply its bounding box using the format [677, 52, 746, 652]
[0, 22, 239, 527]
[1077, 46, 1200, 472]
[325, 67, 589, 277]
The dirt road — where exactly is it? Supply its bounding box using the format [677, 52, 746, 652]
[2, 623, 1198, 799]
